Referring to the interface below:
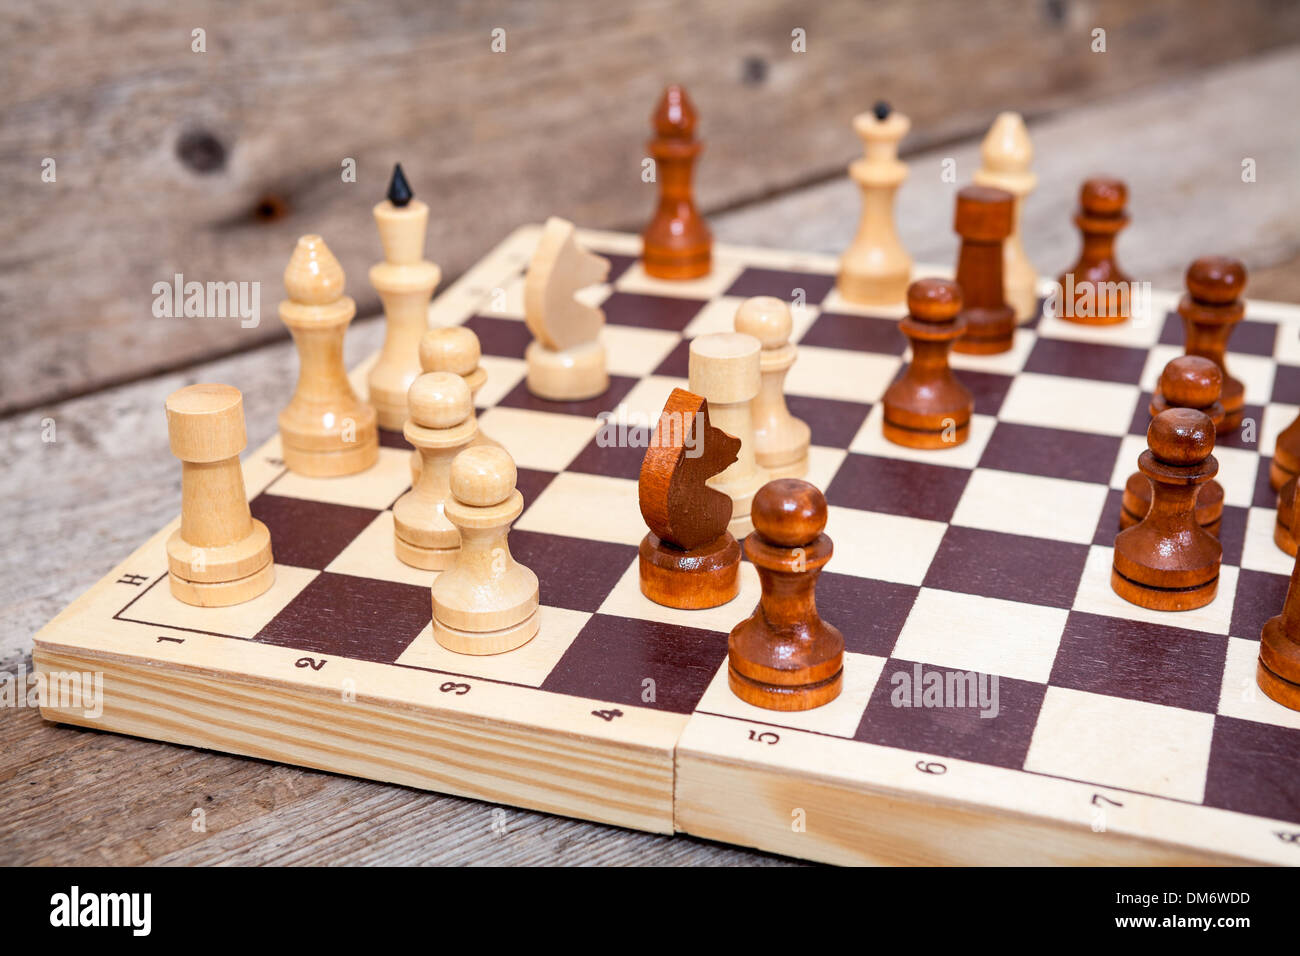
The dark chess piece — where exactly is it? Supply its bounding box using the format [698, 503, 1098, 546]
[883, 278, 972, 448]
[951, 185, 1016, 354]
[638, 388, 742, 609]
[1121, 356, 1224, 535]
[641, 85, 712, 279]
[1112, 408, 1222, 611]
[1180, 255, 1247, 433]
[1057, 177, 1133, 324]
[728, 479, 844, 711]
[1259, 549, 1300, 712]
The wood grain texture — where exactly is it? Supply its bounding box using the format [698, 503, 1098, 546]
[6, 1, 1300, 413]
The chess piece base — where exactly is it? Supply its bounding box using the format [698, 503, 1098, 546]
[835, 271, 909, 307]
[1109, 567, 1218, 612]
[433, 608, 539, 655]
[394, 535, 459, 571]
[1258, 616, 1300, 711]
[882, 416, 969, 450]
[642, 242, 711, 280]
[166, 520, 273, 582]
[526, 340, 608, 402]
[169, 561, 275, 608]
[282, 437, 379, 477]
[952, 307, 1015, 354]
[638, 532, 741, 610]
[1271, 459, 1299, 493]
[727, 664, 843, 712]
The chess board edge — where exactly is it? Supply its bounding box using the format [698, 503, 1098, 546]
[31, 223, 1300, 866]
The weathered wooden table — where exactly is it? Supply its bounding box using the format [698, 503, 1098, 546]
[3, 49, 1299, 865]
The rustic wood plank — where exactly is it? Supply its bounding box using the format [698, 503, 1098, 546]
[5, 0, 1300, 413]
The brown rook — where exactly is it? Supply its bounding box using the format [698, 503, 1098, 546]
[951, 185, 1016, 354]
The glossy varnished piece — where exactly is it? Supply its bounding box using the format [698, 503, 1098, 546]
[973, 112, 1037, 322]
[882, 278, 972, 448]
[1276, 477, 1298, 557]
[1180, 256, 1248, 433]
[1259, 547, 1300, 711]
[950, 185, 1016, 354]
[638, 388, 742, 609]
[641, 85, 711, 279]
[728, 480, 844, 711]
[1121, 356, 1224, 535]
[1057, 177, 1133, 324]
[1112, 409, 1222, 611]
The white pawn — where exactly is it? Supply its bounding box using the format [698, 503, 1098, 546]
[410, 326, 500, 482]
[735, 297, 809, 479]
[689, 333, 770, 538]
[432, 446, 540, 655]
[394, 373, 477, 570]
[973, 112, 1038, 322]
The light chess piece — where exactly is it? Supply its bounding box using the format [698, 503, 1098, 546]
[734, 296, 809, 479]
[837, 101, 912, 306]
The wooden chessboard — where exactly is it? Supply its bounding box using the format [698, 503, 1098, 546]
[33, 225, 1300, 865]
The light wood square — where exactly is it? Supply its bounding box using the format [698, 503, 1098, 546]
[1137, 344, 1185, 392]
[894, 588, 1069, 684]
[1217, 636, 1300, 730]
[474, 406, 602, 472]
[694, 652, 885, 738]
[784, 345, 901, 403]
[1037, 290, 1174, 348]
[516, 472, 645, 545]
[804, 446, 849, 494]
[1268, 318, 1300, 366]
[476, 356, 528, 408]
[999, 373, 1140, 437]
[326, 511, 439, 588]
[1071, 545, 1238, 636]
[824, 505, 947, 586]
[946, 328, 1037, 376]
[952, 468, 1109, 545]
[598, 558, 759, 633]
[1262, 402, 1300, 458]
[1232, 352, 1277, 408]
[850, 404, 997, 470]
[1239, 506, 1294, 575]
[819, 287, 908, 319]
[602, 325, 682, 378]
[1025, 687, 1214, 803]
[611, 374, 692, 424]
[395, 605, 592, 687]
[270, 447, 413, 509]
[1109, 434, 1148, 489]
[615, 260, 744, 300]
[121, 564, 319, 639]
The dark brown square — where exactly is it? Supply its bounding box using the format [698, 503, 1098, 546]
[652, 338, 692, 378]
[542, 614, 727, 713]
[855, 659, 1047, 770]
[826, 453, 970, 522]
[1025, 337, 1149, 384]
[496, 374, 638, 419]
[816, 572, 918, 657]
[1158, 312, 1279, 357]
[378, 426, 412, 450]
[1255, 458, 1280, 508]
[785, 394, 872, 448]
[979, 422, 1123, 485]
[515, 467, 557, 510]
[250, 494, 380, 570]
[1049, 611, 1229, 712]
[254, 572, 429, 664]
[1203, 716, 1300, 825]
[463, 314, 533, 358]
[801, 312, 905, 355]
[1273, 365, 1300, 405]
[954, 369, 1015, 416]
[1091, 487, 1128, 547]
[724, 268, 836, 305]
[567, 432, 647, 480]
[1231, 569, 1290, 639]
[923, 526, 1090, 609]
[602, 292, 706, 332]
[508, 531, 637, 613]
[1217, 404, 1266, 451]
[1219, 504, 1248, 567]
[599, 252, 637, 284]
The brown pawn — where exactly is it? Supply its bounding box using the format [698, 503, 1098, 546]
[1275, 476, 1298, 557]
[641, 85, 712, 279]
[1057, 177, 1133, 324]
[950, 185, 1016, 354]
[1259, 548, 1300, 711]
[1180, 256, 1247, 434]
[638, 388, 742, 609]
[882, 278, 973, 448]
[1112, 408, 1222, 611]
[1120, 356, 1225, 535]
[729, 480, 844, 711]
